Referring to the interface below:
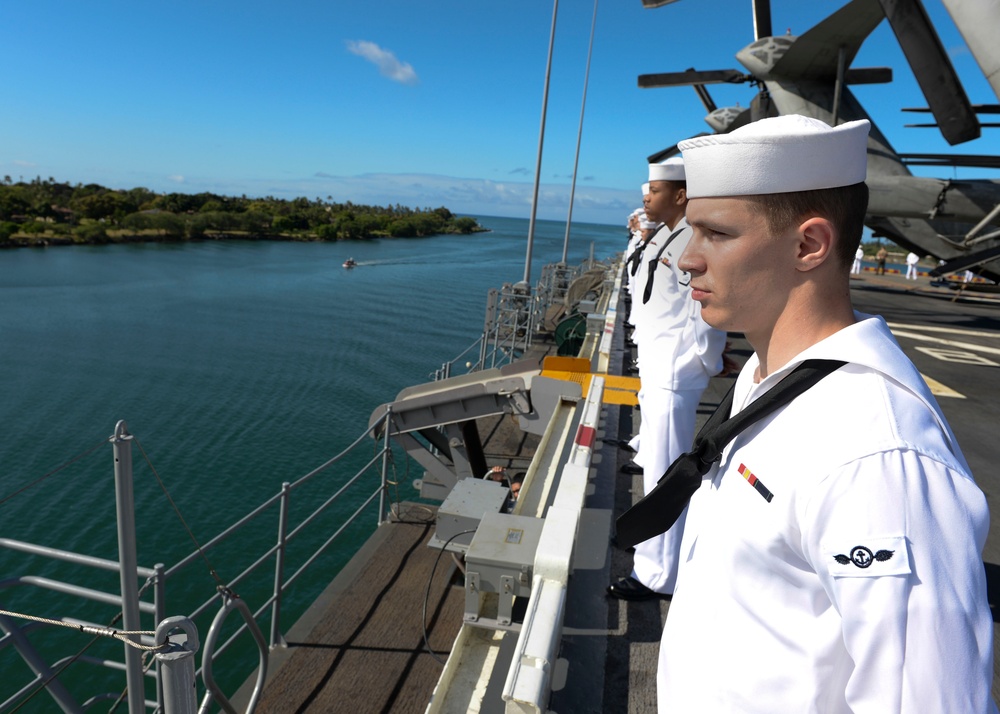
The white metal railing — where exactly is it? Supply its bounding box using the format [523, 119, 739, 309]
[434, 259, 611, 382]
[0, 409, 397, 714]
[502, 375, 604, 713]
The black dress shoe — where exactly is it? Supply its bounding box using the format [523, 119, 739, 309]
[616, 439, 636, 453]
[620, 463, 643, 475]
[607, 576, 663, 601]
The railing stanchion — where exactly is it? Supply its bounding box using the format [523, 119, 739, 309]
[153, 562, 167, 712]
[270, 482, 291, 648]
[155, 617, 199, 714]
[379, 410, 392, 525]
[111, 420, 145, 714]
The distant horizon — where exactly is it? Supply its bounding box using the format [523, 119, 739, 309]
[0, 173, 627, 228]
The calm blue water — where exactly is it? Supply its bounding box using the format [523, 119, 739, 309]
[0, 215, 622, 706]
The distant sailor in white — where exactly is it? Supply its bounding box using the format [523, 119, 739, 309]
[626, 206, 660, 348]
[905, 250, 920, 279]
[851, 245, 863, 274]
[658, 115, 997, 713]
[609, 157, 727, 601]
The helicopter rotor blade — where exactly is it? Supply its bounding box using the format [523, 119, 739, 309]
[877, 0, 980, 145]
[752, 0, 772, 41]
[638, 69, 751, 89]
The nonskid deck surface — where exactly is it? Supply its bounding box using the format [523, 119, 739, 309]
[252, 271, 1000, 712]
[251, 347, 553, 713]
[253, 502, 465, 714]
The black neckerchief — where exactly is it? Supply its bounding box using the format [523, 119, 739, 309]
[615, 359, 847, 548]
[642, 225, 687, 304]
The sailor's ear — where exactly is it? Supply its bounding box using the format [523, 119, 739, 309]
[675, 187, 687, 205]
[795, 216, 835, 272]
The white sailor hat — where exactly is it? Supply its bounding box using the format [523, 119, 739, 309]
[639, 215, 658, 230]
[648, 156, 685, 182]
[641, 182, 650, 195]
[678, 115, 870, 198]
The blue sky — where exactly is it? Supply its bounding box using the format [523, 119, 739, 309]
[2, 0, 998, 226]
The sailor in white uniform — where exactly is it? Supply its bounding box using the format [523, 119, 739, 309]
[625, 201, 657, 338]
[659, 115, 997, 713]
[609, 158, 727, 600]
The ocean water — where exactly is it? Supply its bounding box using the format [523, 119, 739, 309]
[0, 215, 623, 707]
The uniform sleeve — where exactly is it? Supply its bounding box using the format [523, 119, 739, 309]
[800, 450, 996, 713]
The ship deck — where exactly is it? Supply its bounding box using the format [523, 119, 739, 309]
[246, 341, 556, 713]
[243, 267, 1000, 712]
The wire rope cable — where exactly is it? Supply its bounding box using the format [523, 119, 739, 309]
[0, 436, 107, 507]
[421, 529, 476, 665]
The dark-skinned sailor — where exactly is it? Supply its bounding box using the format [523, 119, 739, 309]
[609, 157, 727, 600]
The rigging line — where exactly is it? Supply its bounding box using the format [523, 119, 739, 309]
[6, 577, 159, 713]
[108, 649, 157, 714]
[0, 436, 107, 507]
[562, 0, 599, 265]
[524, 0, 560, 285]
[133, 435, 227, 592]
[0, 610, 164, 651]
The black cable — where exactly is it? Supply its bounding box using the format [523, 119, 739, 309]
[0, 436, 107, 507]
[422, 529, 476, 664]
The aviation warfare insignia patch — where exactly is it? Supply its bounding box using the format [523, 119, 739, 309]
[824, 537, 910, 577]
[833, 546, 894, 568]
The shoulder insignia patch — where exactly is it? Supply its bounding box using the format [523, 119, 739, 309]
[824, 537, 910, 578]
[833, 546, 895, 569]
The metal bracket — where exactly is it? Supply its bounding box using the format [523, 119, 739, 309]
[464, 572, 480, 623]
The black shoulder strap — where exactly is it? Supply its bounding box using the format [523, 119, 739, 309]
[625, 239, 647, 277]
[614, 358, 847, 549]
[642, 225, 686, 304]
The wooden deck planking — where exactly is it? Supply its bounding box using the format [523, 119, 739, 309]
[252, 342, 557, 712]
[254, 505, 465, 714]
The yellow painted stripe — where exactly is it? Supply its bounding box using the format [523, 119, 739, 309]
[920, 373, 965, 399]
[540, 369, 641, 406]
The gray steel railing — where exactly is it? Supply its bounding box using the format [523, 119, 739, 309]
[0, 409, 397, 713]
[433, 259, 603, 382]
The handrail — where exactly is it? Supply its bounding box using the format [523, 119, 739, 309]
[503, 375, 604, 712]
[0, 409, 395, 713]
[0, 257, 612, 713]
[0, 540, 158, 579]
[163, 414, 388, 581]
[200, 594, 268, 714]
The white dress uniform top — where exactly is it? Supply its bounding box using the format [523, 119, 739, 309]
[659, 314, 996, 713]
[623, 215, 644, 299]
[631, 217, 726, 592]
[626, 216, 662, 348]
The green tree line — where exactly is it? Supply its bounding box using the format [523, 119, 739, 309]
[0, 176, 484, 246]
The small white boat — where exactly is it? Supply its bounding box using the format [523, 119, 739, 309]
[342, 258, 357, 269]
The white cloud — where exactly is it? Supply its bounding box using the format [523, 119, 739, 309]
[168, 175, 185, 183]
[345, 40, 418, 86]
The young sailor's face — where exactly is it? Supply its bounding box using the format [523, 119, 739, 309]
[644, 181, 680, 223]
[679, 196, 797, 336]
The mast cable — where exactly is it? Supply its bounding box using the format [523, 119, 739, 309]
[134, 436, 230, 594]
[0, 436, 107, 507]
[562, 0, 599, 264]
[4, 578, 162, 713]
